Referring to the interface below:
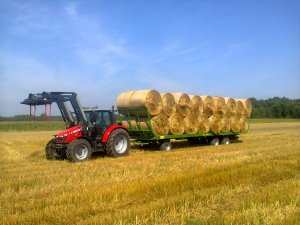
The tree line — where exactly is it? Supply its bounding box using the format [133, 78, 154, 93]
[250, 97, 300, 118]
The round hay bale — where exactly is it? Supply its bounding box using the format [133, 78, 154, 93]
[235, 100, 244, 119]
[213, 96, 226, 116]
[239, 118, 249, 132]
[117, 91, 135, 115]
[184, 114, 198, 134]
[150, 113, 169, 135]
[209, 114, 224, 133]
[197, 113, 210, 133]
[172, 93, 191, 117]
[230, 115, 241, 132]
[224, 97, 236, 117]
[200, 95, 215, 118]
[221, 116, 231, 132]
[168, 112, 184, 135]
[161, 93, 177, 116]
[189, 95, 204, 116]
[122, 118, 151, 130]
[130, 90, 162, 116]
[121, 120, 137, 129]
[237, 98, 252, 117]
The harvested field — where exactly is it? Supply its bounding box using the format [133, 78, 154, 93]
[0, 120, 299, 225]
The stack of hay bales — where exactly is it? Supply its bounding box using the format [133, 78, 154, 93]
[117, 89, 252, 135]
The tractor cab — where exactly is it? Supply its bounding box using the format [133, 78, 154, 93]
[84, 110, 115, 136]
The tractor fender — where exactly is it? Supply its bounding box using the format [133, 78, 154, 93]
[101, 125, 127, 143]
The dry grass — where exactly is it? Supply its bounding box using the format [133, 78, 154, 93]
[0, 121, 300, 224]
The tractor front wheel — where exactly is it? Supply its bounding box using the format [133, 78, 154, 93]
[45, 139, 63, 160]
[106, 129, 130, 157]
[66, 139, 92, 162]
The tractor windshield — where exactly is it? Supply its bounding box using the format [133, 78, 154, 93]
[84, 111, 113, 129]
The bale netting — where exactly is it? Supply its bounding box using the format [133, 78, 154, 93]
[150, 113, 169, 136]
[224, 97, 236, 117]
[189, 95, 204, 116]
[184, 114, 198, 134]
[161, 93, 177, 116]
[168, 112, 184, 135]
[209, 114, 224, 133]
[117, 90, 162, 116]
[198, 114, 210, 133]
[201, 95, 215, 118]
[221, 116, 231, 132]
[213, 96, 226, 116]
[172, 93, 191, 117]
[230, 115, 241, 132]
[237, 98, 252, 117]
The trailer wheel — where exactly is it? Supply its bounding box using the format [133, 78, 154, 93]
[106, 129, 130, 157]
[45, 139, 64, 160]
[66, 139, 92, 162]
[221, 137, 230, 145]
[160, 140, 172, 151]
[210, 137, 220, 146]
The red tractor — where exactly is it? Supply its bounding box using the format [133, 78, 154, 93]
[21, 92, 130, 162]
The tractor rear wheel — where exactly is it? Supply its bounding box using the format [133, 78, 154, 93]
[66, 139, 92, 162]
[106, 129, 130, 157]
[45, 139, 63, 160]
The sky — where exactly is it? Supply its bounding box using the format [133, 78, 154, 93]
[0, 0, 299, 116]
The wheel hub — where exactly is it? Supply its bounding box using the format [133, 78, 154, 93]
[75, 145, 88, 160]
[114, 135, 128, 153]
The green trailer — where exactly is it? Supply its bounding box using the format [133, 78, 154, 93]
[116, 108, 246, 151]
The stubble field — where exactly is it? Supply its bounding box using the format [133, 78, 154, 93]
[0, 121, 299, 224]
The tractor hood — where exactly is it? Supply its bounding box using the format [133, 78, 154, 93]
[56, 125, 84, 143]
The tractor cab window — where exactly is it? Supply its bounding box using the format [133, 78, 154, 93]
[85, 111, 113, 129]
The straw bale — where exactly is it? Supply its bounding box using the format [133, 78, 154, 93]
[117, 90, 162, 116]
[168, 113, 184, 135]
[230, 115, 241, 132]
[213, 96, 226, 116]
[197, 114, 210, 133]
[237, 98, 252, 117]
[130, 90, 162, 116]
[121, 119, 150, 130]
[172, 93, 191, 116]
[209, 114, 224, 133]
[221, 116, 231, 132]
[201, 95, 215, 118]
[235, 100, 244, 119]
[184, 114, 198, 134]
[117, 91, 135, 115]
[161, 93, 177, 116]
[239, 117, 249, 132]
[150, 113, 169, 135]
[224, 97, 236, 117]
[189, 95, 204, 116]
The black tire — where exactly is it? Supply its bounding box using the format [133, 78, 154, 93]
[45, 139, 63, 160]
[210, 137, 220, 146]
[160, 140, 172, 151]
[221, 137, 230, 145]
[106, 129, 130, 157]
[66, 139, 92, 162]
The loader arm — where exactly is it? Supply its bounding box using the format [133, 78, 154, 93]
[21, 92, 89, 127]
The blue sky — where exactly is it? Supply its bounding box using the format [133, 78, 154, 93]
[0, 0, 299, 116]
